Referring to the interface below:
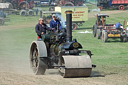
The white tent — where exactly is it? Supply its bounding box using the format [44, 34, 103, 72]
[0, 3, 13, 9]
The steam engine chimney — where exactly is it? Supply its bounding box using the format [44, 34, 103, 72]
[65, 10, 72, 42]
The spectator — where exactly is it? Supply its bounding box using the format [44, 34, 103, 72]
[35, 8, 38, 16]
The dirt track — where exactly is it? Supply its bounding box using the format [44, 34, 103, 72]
[0, 10, 128, 85]
[0, 67, 128, 85]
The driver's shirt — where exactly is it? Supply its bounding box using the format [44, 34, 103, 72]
[50, 19, 62, 32]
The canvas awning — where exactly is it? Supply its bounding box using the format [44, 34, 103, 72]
[0, 3, 13, 9]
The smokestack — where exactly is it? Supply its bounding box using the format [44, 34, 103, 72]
[65, 10, 72, 42]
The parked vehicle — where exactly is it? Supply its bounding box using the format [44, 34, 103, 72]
[97, 0, 128, 10]
[1, 0, 34, 16]
[55, 6, 88, 29]
[49, 0, 85, 11]
[33, 0, 85, 11]
[93, 14, 127, 42]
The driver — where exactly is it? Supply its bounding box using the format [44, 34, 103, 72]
[49, 14, 62, 32]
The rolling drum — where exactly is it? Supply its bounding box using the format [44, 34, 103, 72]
[59, 55, 92, 78]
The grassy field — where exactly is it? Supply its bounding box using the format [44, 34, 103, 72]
[0, 10, 128, 85]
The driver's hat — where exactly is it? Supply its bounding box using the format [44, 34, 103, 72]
[52, 14, 56, 17]
[39, 18, 44, 21]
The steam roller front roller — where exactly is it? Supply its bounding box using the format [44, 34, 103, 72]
[59, 55, 92, 78]
[30, 41, 48, 75]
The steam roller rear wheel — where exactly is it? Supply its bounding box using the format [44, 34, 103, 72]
[120, 36, 127, 42]
[49, 6, 55, 11]
[20, 10, 27, 16]
[102, 31, 108, 42]
[72, 23, 77, 30]
[28, 9, 34, 16]
[98, 6, 102, 11]
[118, 5, 124, 10]
[96, 29, 101, 39]
[93, 24, 97, 37]
[0, 19, 4, 25]
[30, 41, 48, 75]
[59, 55, 92, 78]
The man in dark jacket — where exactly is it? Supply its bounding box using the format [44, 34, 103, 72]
[50, 14, 62, 32]
[35, 18, 51, 39]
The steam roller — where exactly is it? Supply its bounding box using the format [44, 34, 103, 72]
[29, 10, 96, 78]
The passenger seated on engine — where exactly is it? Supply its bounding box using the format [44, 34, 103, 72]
[115, 22, 123, 31]
[35, 18, 52, 40]
[126, 22, 128, 40]
[127, 22, 128, 31]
